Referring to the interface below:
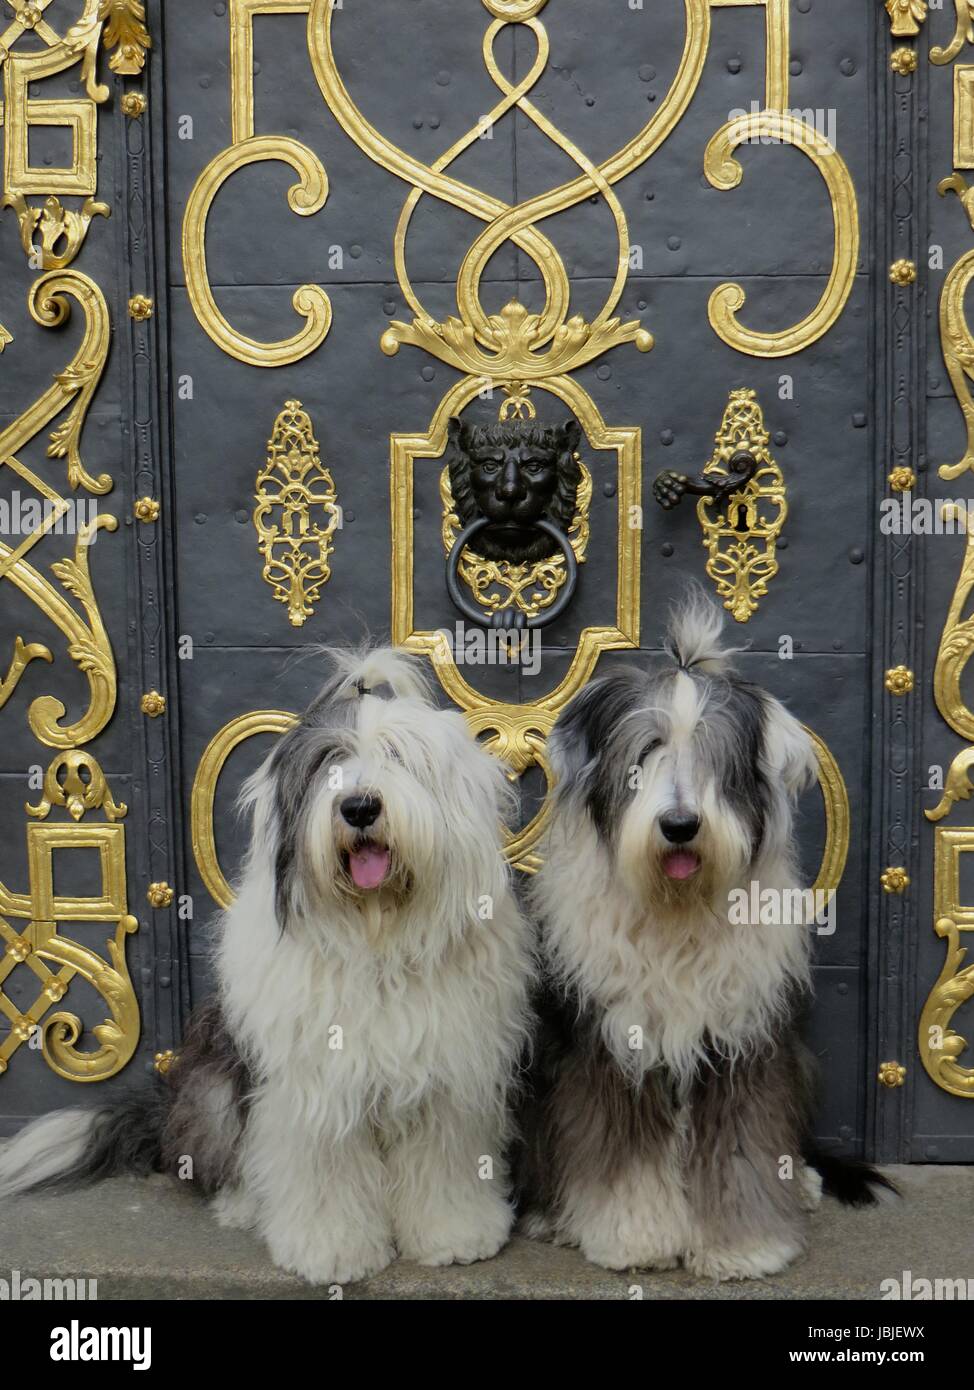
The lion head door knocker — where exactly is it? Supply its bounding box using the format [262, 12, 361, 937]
[652, 388, 788, 623]
[442, 415, 591, 629]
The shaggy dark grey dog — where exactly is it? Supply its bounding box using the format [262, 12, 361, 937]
[519, 596, 892, 1279]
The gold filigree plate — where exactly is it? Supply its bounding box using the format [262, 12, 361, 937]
[254, 400, 340, 627]
[697, 389, 787, 623]
[440, 458, 591, 623]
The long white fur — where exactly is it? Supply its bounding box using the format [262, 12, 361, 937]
[0, 649, 533, 1287]
[0, 1110, 98, 1197]
[216, 650, 533, 1282]
[533, 603, 819, 1276]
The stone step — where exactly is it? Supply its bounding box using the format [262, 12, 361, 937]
[0, 1166, 969, 1300]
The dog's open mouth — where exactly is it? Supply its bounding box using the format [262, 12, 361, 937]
[346, 841, 392, 891]
[662, 849, 701, 881]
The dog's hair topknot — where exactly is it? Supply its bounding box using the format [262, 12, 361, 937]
[663, 590, 740, 677]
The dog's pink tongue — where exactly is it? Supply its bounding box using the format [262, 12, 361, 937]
[663, 850, 700, 881]
[349, 845, 391, 890]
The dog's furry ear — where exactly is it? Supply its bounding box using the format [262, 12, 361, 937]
[760, 695, 818, 800]
[548, 670, 644, 797]
[664, 591, 739, 676]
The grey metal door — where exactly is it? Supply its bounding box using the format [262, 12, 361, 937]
[0, 0, 969, 1164]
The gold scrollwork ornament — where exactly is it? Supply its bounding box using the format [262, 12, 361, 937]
[254, 400, 340, 627]
[26, 748, 126, 822]
[933, 503, 974, 739]
[309, 0, 856, 367]
[0, 271, 117, 748]
[0, 751, 138, 1082]
[180, 2, 330, 366]
[0, 0, 129, 270]
[1, 193, 109, 271]
[935, 234, 974, 479]
[96, 0, 151, 76]
[930, 0, 974, 64]
[918, 829, 974, 1098]
[927, 746, 974, 821]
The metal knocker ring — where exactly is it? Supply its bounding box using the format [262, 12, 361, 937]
[446, 516, 578, 630]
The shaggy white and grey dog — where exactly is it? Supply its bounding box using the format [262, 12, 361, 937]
[0, 650, 533, 1285]
[517, 596, 891, 1280]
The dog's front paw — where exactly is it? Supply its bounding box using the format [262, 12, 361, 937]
[211, 1186, 259, 1231]
[401, 1195, 513, 1268]
[268, 1231, 395, 1286]
[581, 1238, 680, 1272]
[687, 1236, 803, 1282]
[798, 1163, 824, 1212]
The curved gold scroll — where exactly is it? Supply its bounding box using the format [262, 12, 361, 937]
[182, 135, 332, 367]
[937, 248, 974, 480]
[933, 503, 974, 741]
[927, 746, 974, 822]
[191, 710, 296, 908]
[0, 516, 117, 750]
[39, 913, 140, 1082]
[807, 730, 849, 900]
[930, 1, 972, 65]
[704, 111, 859, 358]
[918, 826, 974, 1098]
[20, 269, 112, 495]
[918, 916, 974, 1098]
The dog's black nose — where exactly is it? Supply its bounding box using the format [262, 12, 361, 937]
[340, 794, 382, 829]
[660, 813, 700, 844]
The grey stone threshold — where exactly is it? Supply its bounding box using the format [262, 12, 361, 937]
[1, 1166, 970, 1300]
